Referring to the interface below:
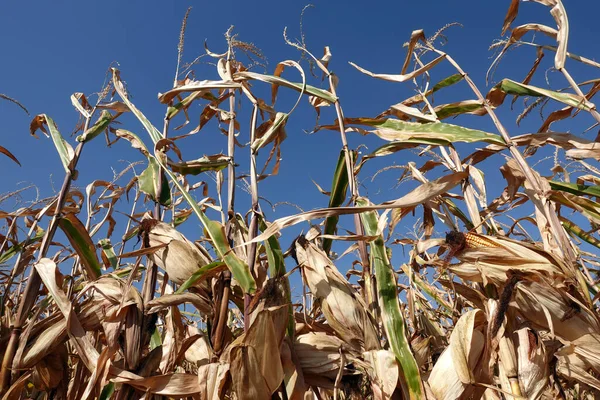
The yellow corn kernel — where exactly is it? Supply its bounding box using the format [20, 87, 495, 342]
[464, 232, 500, 249]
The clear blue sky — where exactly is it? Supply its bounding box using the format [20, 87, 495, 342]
[1, 1, 600, 289]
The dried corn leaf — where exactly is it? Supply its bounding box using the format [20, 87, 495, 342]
[363, 350, 399, 400]
[428, 310, 487, 399]
[144, 217, 212, 285]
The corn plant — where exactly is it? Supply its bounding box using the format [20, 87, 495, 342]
[2, 1, 600, 399]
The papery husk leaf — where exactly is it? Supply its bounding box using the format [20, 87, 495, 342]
[280, 338, 307, 400]
[514, 281, 600, 341]
[294, 332, 357, 379]
[450, 234, 571, 286]
[144, 217, 212, 285]
[123, 373, 202, 396]
[295, 236, 379, 351]
[428, 310, 487, 399]
[197, 362, 230, 400]
[363, 350, 399, 400]
[515, 328, 548, 399]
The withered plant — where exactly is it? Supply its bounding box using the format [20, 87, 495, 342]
[2, 1, 600, 399]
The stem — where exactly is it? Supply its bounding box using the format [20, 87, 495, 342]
[216, 53, 237, 345]
[212, 273, 231, 355]
[245, 104, 261, 332]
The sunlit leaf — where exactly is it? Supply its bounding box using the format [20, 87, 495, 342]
[234, 71, 336, 103]
[30, 114, 74, 173]
[138, 158, 171, 206]
[323, 150, 355, 255]
[488, 79, 594, 111]
[58, 214, 101, 279]
[77, 110, 115, 143]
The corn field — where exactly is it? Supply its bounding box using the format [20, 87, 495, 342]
[2, 0, 600, 398]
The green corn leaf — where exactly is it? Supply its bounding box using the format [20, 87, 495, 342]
[358, 197, 423, 399]
[323, 150, 355, 255]
[58, 213, 101, 279]
[234, 71, 336, 103]
[489, 79, 595, 111]
[77, 110, 115, 142]
[346, 117, 506, 146]
[98, 239, 118, 269]
[30, 114, 74, 173]
[139, 158, 171, 206]
[175, 261, 227, 294]
[112, 68, 162, 144]
[168, 154, 232, 175]
[549, 180, 600, 198]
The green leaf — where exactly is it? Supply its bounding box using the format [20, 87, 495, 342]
[432, 73, 464, 92]
[400, 264, 453, 314]
[323, 150, 355, 255]
[175, 261, 227, 294]
[149, 326, 162, 350]
[112, 68, 163, 144]
[490, 79, 595, 111]
[98, 239, 118, 269]
[139, 158, 171, 206]
[346, 117, 506, 146]
[0, 228, 44, 264]
[155, 153, 256, 294]
[168, 154, 232, 175]
[99, 382, 115, 400]
[561, 217, 600, 249]
[551, 192, 600, 225]
[58, 213, 101, 279]
[77, 110, 115, 142]
[358, 197, 423, 399]
[251, 112, 289, 153]
[442, 198, 474, 230]
[234, 71, 337, 103]
[30, 114, 74, 173]
[434, 100, 485, 120]
[549, 180, 600, 198]
[403, 74, 465, 106]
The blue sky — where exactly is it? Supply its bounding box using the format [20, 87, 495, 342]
[2, 1, 600, 293]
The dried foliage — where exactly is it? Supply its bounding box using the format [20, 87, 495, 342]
[2, 1, 600, 399]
